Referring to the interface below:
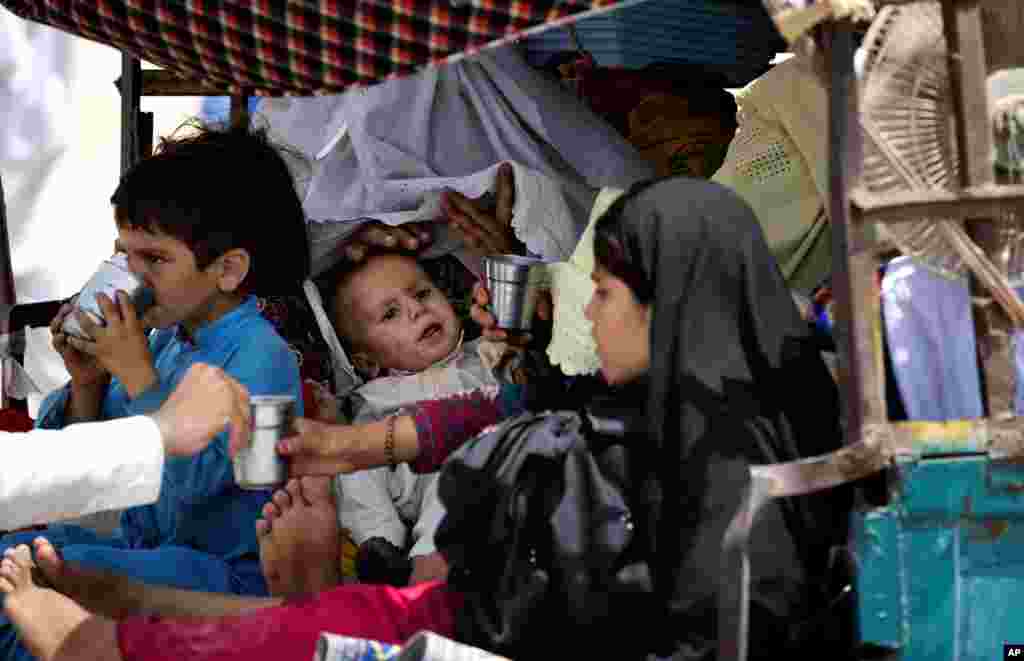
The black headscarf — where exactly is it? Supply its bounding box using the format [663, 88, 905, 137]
[594, 177, 851, 657]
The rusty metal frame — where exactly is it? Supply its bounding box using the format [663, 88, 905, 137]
[719, 4, 1024, 661]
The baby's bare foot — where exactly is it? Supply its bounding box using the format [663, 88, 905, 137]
[256, 490, 290, 596]
[31, 537, 62, 587]
[2, 544, 120, 661]
[0, 545, 35, 596]
[256, 477, 341, 597]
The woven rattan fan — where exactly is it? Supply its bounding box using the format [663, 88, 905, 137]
[858, 1, 1024, 324]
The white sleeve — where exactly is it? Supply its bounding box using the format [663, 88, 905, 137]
[0, 416, 164, 531]
[408, 472, 446, 558]
[334, 468, 408, 550]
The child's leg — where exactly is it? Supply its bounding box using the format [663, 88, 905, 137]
[1, 546, 122, 661]
[58, 544, 237, 594]
[34, 539, 280, 620]
[0, 525, 124, 661]
[117, 580, 463, 661]
[256, 477, 341, 597]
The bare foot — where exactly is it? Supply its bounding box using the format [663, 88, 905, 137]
[31, 537, 62, 586]
[256, 477, 341, 596]
[30, 537, 139, 619]
[1, 545, 121, 661]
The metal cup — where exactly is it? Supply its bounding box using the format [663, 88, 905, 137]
[61, 253, 155, 340]
[482, 254, 546, 331]
[232, 395, 295, 491]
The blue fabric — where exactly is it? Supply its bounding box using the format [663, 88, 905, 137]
[33, 296, 302, 586]
[1015, 287, 1024, 416]
[880, 257, 984, 422]
[199, 96, 261, 124]
[0, 525, 268, 661]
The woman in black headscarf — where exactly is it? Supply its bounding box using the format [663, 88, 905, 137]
[586, 176, 852, 657]
[0, 178, 852, 661]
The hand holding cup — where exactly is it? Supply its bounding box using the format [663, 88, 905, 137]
[470, 279, 552, 346]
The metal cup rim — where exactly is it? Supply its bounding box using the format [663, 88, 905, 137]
[482, 254, 546, 267]
[250, 395, 297, 407]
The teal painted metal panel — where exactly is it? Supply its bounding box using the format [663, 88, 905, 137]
[854, 510, 903, 647]
[855, 456, 1024, 661]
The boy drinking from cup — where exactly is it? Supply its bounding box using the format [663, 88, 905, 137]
[0, 122, 308, 660]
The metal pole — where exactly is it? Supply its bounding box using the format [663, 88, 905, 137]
[120, 53, 142, 175]
[230, 93, 250, 129]
[827, 21, 879, 445]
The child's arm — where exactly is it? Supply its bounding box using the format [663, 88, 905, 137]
[282, 384, 533, 476]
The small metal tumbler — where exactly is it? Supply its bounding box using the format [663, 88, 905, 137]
[232, 395, 295, 491]
[482, 254, 546, 331]
[61, 253, 155, 340]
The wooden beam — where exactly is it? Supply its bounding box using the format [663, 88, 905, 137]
[750, 417, 1024, 499]
[940, 0, 1019, 419]
[944, 1, 993, 190]
[851, 186, 1024, 223]
[137, 70, 229, 96]
[119, 54, 142, 175]
[980, 1, 1024, 74]
[230, 94, 250, 129]
[827, 21, 886, 450]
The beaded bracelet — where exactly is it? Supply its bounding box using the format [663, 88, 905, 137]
[385, 415, 397, 468]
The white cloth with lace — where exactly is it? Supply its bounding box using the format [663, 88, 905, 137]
[260, 45, 653, 397]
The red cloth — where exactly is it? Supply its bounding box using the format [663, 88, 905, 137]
[1, 1, 623, 96]
[411, 389, 504, 474]
[117, 580, 463, 661]
[0, 407, 33, 432]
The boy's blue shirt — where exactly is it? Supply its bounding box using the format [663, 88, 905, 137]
[37, 296, 303, 563]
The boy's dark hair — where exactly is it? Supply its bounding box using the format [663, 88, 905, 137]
[110, 120, 310, 295]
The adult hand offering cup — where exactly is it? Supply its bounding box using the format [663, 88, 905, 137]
[232, 395, 296, 490]
[471, 274, 552, 346]
[479, 254, 548, 331]
[152, 363, 253, 458]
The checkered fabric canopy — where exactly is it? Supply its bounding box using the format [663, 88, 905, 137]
[1, 0, 630, 95]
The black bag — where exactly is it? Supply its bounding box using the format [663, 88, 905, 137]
[435, 410, 656, 659]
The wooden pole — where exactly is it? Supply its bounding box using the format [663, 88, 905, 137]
[230, 94, 250, 130]
[827, 21, 887, 448]
[119, 54, 143, 175]
[941, 0, 1015, 417]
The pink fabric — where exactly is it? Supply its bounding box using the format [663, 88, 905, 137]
[117, 580, 463, 661]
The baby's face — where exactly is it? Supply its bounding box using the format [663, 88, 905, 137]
[336, 254, 461, 373]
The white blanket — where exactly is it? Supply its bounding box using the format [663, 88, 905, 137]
[261, 44, 653, 273]
[262, 45, 653, 395]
